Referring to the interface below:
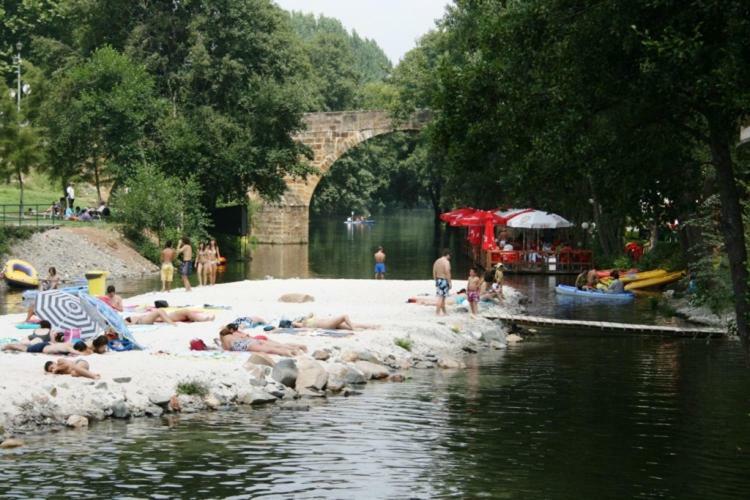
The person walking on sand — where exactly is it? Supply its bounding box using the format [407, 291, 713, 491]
[433, 249, 452, 316]
[374, 246, 386, 279]
[160, 241, 176, 292]
[177, 237, 193, 292]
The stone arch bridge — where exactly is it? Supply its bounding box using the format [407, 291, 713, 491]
[251, 109, 431, 244]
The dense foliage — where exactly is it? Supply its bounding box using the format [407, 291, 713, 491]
[390, 0, 750, 337]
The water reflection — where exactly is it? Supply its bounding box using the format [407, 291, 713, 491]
[2, 339, 750, 498]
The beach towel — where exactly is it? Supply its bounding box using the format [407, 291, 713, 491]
[15, 322, 40, 329]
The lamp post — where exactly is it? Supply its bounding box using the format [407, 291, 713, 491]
[11, 42, 30, 113]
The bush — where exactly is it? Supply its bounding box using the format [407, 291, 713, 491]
[112, 163, 209, 248]
[176, 380, 209, 397]
[394, 337, 413, 351]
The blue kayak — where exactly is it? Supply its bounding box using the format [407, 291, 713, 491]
[555, 284, 634, 301]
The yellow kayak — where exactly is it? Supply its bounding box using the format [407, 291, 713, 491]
[3, 259, 40, 289]
[625, 271, 686, 291]
[620, 269, 668, 284]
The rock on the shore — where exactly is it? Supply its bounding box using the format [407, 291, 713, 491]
[312, 349, 330, 361]
[238, 388, 278, 405]
[437, 357, 466, 369]
[389, 373, 406, 383]
[295, 359, 328, 391]
[327, 363, 367, 390]
[506, 334, 523, 344]
[246, 353, 275, 367]
[111, 401, 130, 419]
[66, 415, 89, 428]
[271, 359, 298, 388]
[0, 438, 24, 448]
[354, 360, 390, 380]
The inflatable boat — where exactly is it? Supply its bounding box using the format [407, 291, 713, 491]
[3, 259, 40, 289]
[555, 284, 635, 302]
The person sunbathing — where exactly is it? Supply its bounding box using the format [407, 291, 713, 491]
[3, 335, 83, 355]
[407, 289, 468, 306]
[125, 309, 214, 325]
[219, 326, 307, 356]
[291, 313, 375, 331]
[44, 358, 100, 379]
[22, 320, 53, 344]
[74, 335, 110, 355]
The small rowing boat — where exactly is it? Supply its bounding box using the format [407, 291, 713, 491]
[555, 284, 635, 302]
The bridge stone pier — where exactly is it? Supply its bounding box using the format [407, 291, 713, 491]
[251, 109, 430, 244]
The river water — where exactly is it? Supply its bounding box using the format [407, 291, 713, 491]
[2, 210, 748, 499]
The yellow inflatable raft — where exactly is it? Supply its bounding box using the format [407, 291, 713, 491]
[3, 259, 40, 289]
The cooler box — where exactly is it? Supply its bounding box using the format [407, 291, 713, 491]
[85, 270, 109, 296]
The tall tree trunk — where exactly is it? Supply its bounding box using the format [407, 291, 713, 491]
[93, 160, 102, 205]
[709, 127, 749, 339]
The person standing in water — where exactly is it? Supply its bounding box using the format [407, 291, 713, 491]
[432, 249, 452, 316]
[177, 237, 193, 292]
[374, 246, 386, 279]
[209, 239, 221, 285]
[160, 241, 176, 292]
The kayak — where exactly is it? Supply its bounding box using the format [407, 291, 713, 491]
[3, 259, 39, 289]
[555, 284, 635, 301]
[596, 268, 639, 279]
[625, 271, 686, 291]
[600, 269, 669, 286]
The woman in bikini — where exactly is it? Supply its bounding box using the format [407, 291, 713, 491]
[209, 239, 220, 286]
[291, 313, 375, 331]
[195, 242, 206, 287]
[219, 326, 307, 356]
[204, 240, 216, 286]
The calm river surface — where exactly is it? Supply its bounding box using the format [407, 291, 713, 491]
[2, 210, 748, 498]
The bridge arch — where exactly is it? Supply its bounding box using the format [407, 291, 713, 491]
[251, 109, 431, 244]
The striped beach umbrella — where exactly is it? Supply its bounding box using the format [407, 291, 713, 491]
[79, 294, 142, 349]
[35, 290, 100, 339]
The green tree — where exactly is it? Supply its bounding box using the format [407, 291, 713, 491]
[41, 46, 159, 202]
[113, 163, 208, 246]
[0, 97, 44, 214]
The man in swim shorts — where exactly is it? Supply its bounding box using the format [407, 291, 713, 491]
[160, 241, 176, 292]
[177, 237, 193, 292]
[374, 246, 386, 279]
[432, 249, 452, 316]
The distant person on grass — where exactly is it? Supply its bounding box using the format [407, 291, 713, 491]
[177, 237, 193, 292]
[374, 246, 386, 279]
[160, 241, 176, 292]
[432, 249, 452, 316]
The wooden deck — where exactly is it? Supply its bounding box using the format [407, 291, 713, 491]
[486, 313, 726, 338]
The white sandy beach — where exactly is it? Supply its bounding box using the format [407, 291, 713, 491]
[0, 279, 522, 435]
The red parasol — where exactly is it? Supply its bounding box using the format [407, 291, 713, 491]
[439, 207, 476, 224]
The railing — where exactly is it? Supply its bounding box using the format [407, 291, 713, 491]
[0, 204, 107, 227]
[480, 248, 593, 274]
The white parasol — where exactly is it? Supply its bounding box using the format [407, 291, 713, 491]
[506, 210, 573, 229]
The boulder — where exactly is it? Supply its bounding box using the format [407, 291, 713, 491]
[111, 401, 131, 419]
[312, 349, 330, 361]
[342, 388, 361, 397]
[295, 359, 328, 391]
[66, 415, 89, 428]
[246, 365, 271, 381]
[354, 361, 390, 380]
[238, 388, 278, 405]
[0, 438, 24, 449]
[327, 363, 367, 387]
[506, 333, 523, 344]
[437, 357, 466, 369]
[204, 395, 221, 410]
[389, 373, 406, 383]
[148, 390, 173, 407]
[278, 293, 314, 303]
[280, 401, 310, 411]
[271, 358, 298, 388]
[297, 387, 326, 398]
[246, 353, 275, 368]
[113, 377, 132, 384]
[145, 405, 164, 417]
[354, 350, 380, 363]
[340, 350, 359, 362]
[489, 340, 505, 350]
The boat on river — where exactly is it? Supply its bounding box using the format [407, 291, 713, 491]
[625, 270, 686, 291]
[2, 259, 40, 289]
[555, 284, 635, 302]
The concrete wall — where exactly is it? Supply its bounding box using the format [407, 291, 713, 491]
[251, 110, 430, 244]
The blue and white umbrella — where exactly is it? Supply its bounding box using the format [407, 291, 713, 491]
[79, 294, 142, 349]
[35, 290, 100, 339]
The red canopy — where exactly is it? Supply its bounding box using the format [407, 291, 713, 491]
[439, 207, 476, 224]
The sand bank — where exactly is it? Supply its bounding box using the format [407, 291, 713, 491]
[0, 279, 523, 435]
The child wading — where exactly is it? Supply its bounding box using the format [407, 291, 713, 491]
[467, 267, 482, 317]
